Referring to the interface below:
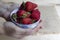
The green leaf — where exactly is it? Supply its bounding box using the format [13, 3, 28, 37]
[19, 2, 26, 10]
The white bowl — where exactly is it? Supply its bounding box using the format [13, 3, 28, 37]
[10, 8, 40, 29]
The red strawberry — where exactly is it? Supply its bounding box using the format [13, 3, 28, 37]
[25, 1, 37, 11]
[17, 10, 26, 17]
[22, 18, 32, 24]
[17, 10, 31, 18]
[31, 9, 40, 21]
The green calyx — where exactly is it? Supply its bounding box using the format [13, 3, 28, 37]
[20, 12, 31, 18]
[26, 12, 31, 14]
[20, 2, 26, 10]
[12, 13, 17, 21]
[32, 20, 36, 23]
[22, 14, 27, 18]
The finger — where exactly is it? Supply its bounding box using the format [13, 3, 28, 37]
[30, 20, 42, 34]
[12, 34, 26, 39]
[3, 22, 26, 39]
[0, 8, 11, 20]
[6, 2, 19, 12]
[33, 26, 41, 32]
[39, 20, 42, 23]
[33, 20, 42, 30]
[4, 22, 22, 30]
[24, 26, 42, 35]
[3, 22, 29, 36]
[0, 17, 6, 35]
[4, 22, 26, 35]
[4, 22, 16, 36]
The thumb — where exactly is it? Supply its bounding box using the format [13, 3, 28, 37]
[3, 22, 31, 39]
[3, 22, 21, 36]
[3, 22, 29, 35]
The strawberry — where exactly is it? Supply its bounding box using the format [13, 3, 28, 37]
[25, 1, 37, 11]
[22, 18, 32, 24]
[31, 9, 40, 21]
[17, 10, 26, 16]
[17, 10, 31, 18]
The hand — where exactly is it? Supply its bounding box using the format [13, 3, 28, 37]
[0, 1, 42, 39]
[3, 20, 42, 39]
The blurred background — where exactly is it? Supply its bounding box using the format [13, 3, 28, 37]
[2, 0, 60, 4]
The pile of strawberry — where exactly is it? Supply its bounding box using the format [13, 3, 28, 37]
[12, 1, 40, 24]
